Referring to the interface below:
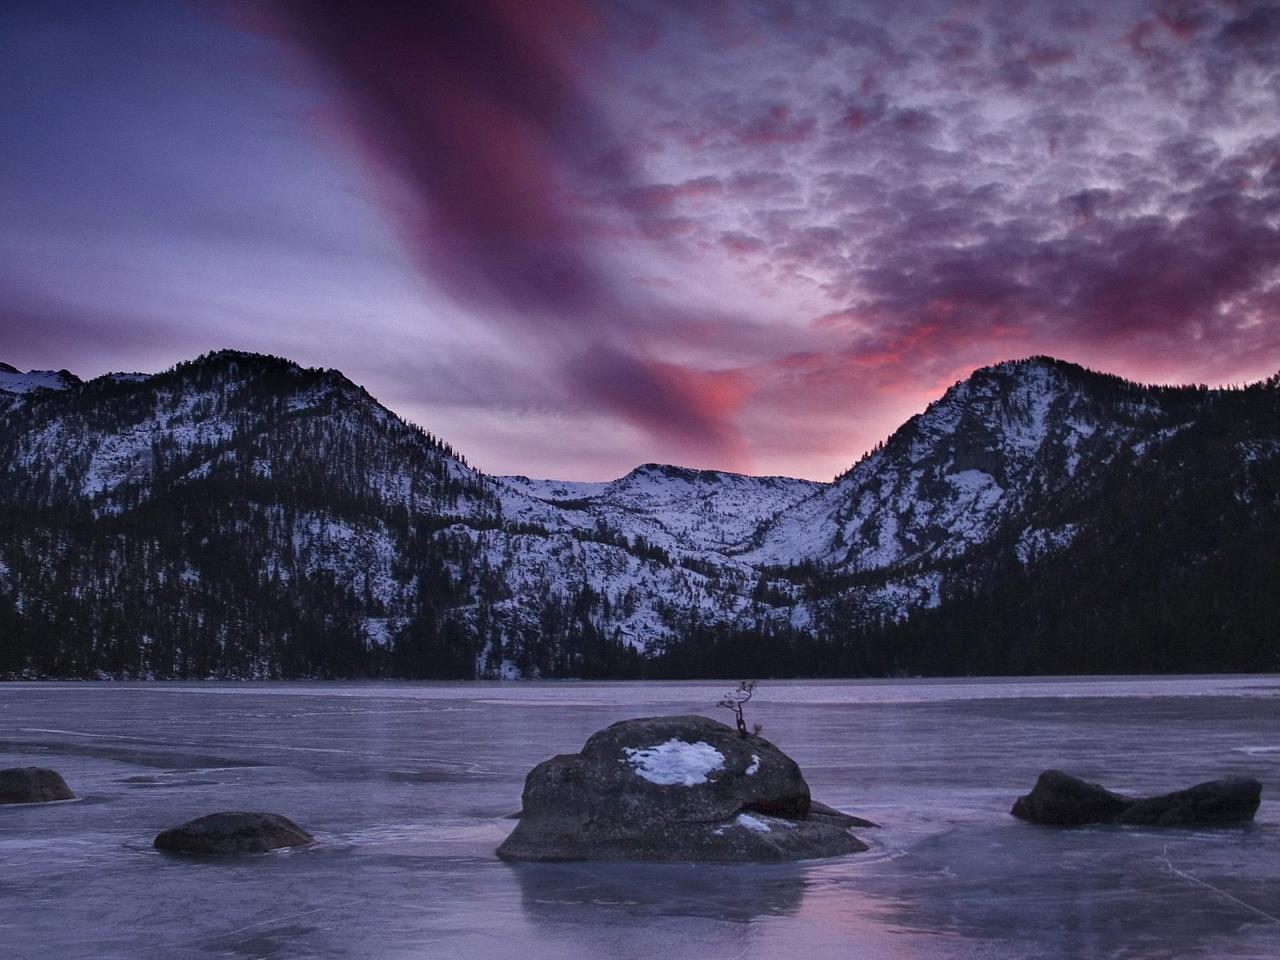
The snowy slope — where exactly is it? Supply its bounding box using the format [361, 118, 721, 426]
[498, 464, 821, 560]
[0, 363, 80, 398]
[741, 358, 1189, 572]
[1, 352, 497, 517]
[3, 350, 1272, 678]
[0, 351, 784, 665]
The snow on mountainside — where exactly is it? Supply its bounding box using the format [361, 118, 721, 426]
[0, 363, 80, 397]
[741, 358, 1201, 572]
[0, 351, 791, 670]
[1, 352, 494, 517]
[2, 349, 1276, 679]
[499, 464, 821, 561]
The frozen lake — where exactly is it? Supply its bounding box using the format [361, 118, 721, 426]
[2, 676, 1278, 959]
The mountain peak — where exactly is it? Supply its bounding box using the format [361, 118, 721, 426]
[0, 365, 80, 395]
[984, 354, 1074, 372]
[179, 349, 309, 377]
[625, 462, 711, 482]
[158, 351, 387, 412]
[967, 355, 1199, 396]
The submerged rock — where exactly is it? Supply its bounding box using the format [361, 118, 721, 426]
[154, 812, 313, 854]
[1012, 770, 1262, 826]
[0, 767, 75, 804]
[497, 715, 870, 862]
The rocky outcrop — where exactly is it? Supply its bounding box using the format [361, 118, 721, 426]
[0, 767, 75, 804]
[1116, 777, 1263, 825]
[1012, 770, 1262, 826]
[497, 715, 871, 862]
[153, 812, 313, 854]
[1010, 770, 1134, 825]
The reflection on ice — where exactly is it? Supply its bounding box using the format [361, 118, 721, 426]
[512, 861, 810, 923]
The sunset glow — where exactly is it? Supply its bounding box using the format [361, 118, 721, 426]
[4, 0, 1279, 479]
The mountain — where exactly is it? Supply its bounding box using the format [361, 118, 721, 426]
[499, 464, 820, 561]
[0, 362, 80, 409]
[745, 360, 1205, 571]
[0, 351, 785, 678]
[1, 350, 1277, 679]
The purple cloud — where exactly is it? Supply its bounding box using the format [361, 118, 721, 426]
[4, 0, 1279, 481]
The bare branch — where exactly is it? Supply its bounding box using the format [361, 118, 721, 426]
[716, 679, 758, 736]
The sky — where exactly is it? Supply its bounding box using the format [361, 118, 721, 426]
[2, 1, 1279, 481]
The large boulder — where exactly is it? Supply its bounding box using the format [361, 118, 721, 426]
[0, 767, 75, 804]
[154, 812, 313, 855]
[497, 715, 871, 862]
[1012, 770, 1262, 826]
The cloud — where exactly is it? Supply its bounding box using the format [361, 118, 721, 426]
[9, 0, 1280, 481]
[226, 0, 1280, 476]
[566, 343, 751, 467]
[258, 1, 618, 322]
[256, 0, 755, 464]
[1219, 4, 1280, 54]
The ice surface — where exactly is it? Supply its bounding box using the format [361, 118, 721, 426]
[1, 677, 1277, 960]
[623, 738, 725, 786]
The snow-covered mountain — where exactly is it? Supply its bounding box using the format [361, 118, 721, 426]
[499, 464, 820, 561]
[741, 359, 1197, 572]
[0, 352, 797, 675]
[0, 363, 82, 417]
[1, 351, 1276, 679]
[0, 362, 80, 396]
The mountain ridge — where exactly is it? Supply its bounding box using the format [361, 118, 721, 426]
[1, 349, 1276, 679]
[2, 349, 1237, 485]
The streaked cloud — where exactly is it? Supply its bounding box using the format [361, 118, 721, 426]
[2, 0, 1278, 479]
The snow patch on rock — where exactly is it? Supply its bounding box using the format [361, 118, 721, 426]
[622, 739, 725, 786]
[735, 813, 774, 833]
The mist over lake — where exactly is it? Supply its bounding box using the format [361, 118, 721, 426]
[3, 676, 1278, 960]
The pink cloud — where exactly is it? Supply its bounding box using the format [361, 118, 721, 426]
[254, 0, 754, 463]
[567, 344, 752, 469]
[233, 0, 1280, 479]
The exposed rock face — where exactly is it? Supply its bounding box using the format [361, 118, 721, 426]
[0, 767, 75, 804]
[808, 799, 879, 829]
[153, 812, 313, 855]
[497, 715, 870, 862]
[1012, 770, 1262, 826]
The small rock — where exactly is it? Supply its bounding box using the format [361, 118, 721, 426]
[0, 767, 75, 804]
[1012, 770, 1263, 826]
[154, 812, 313, 855]
[1011, 770, 1133, 825]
